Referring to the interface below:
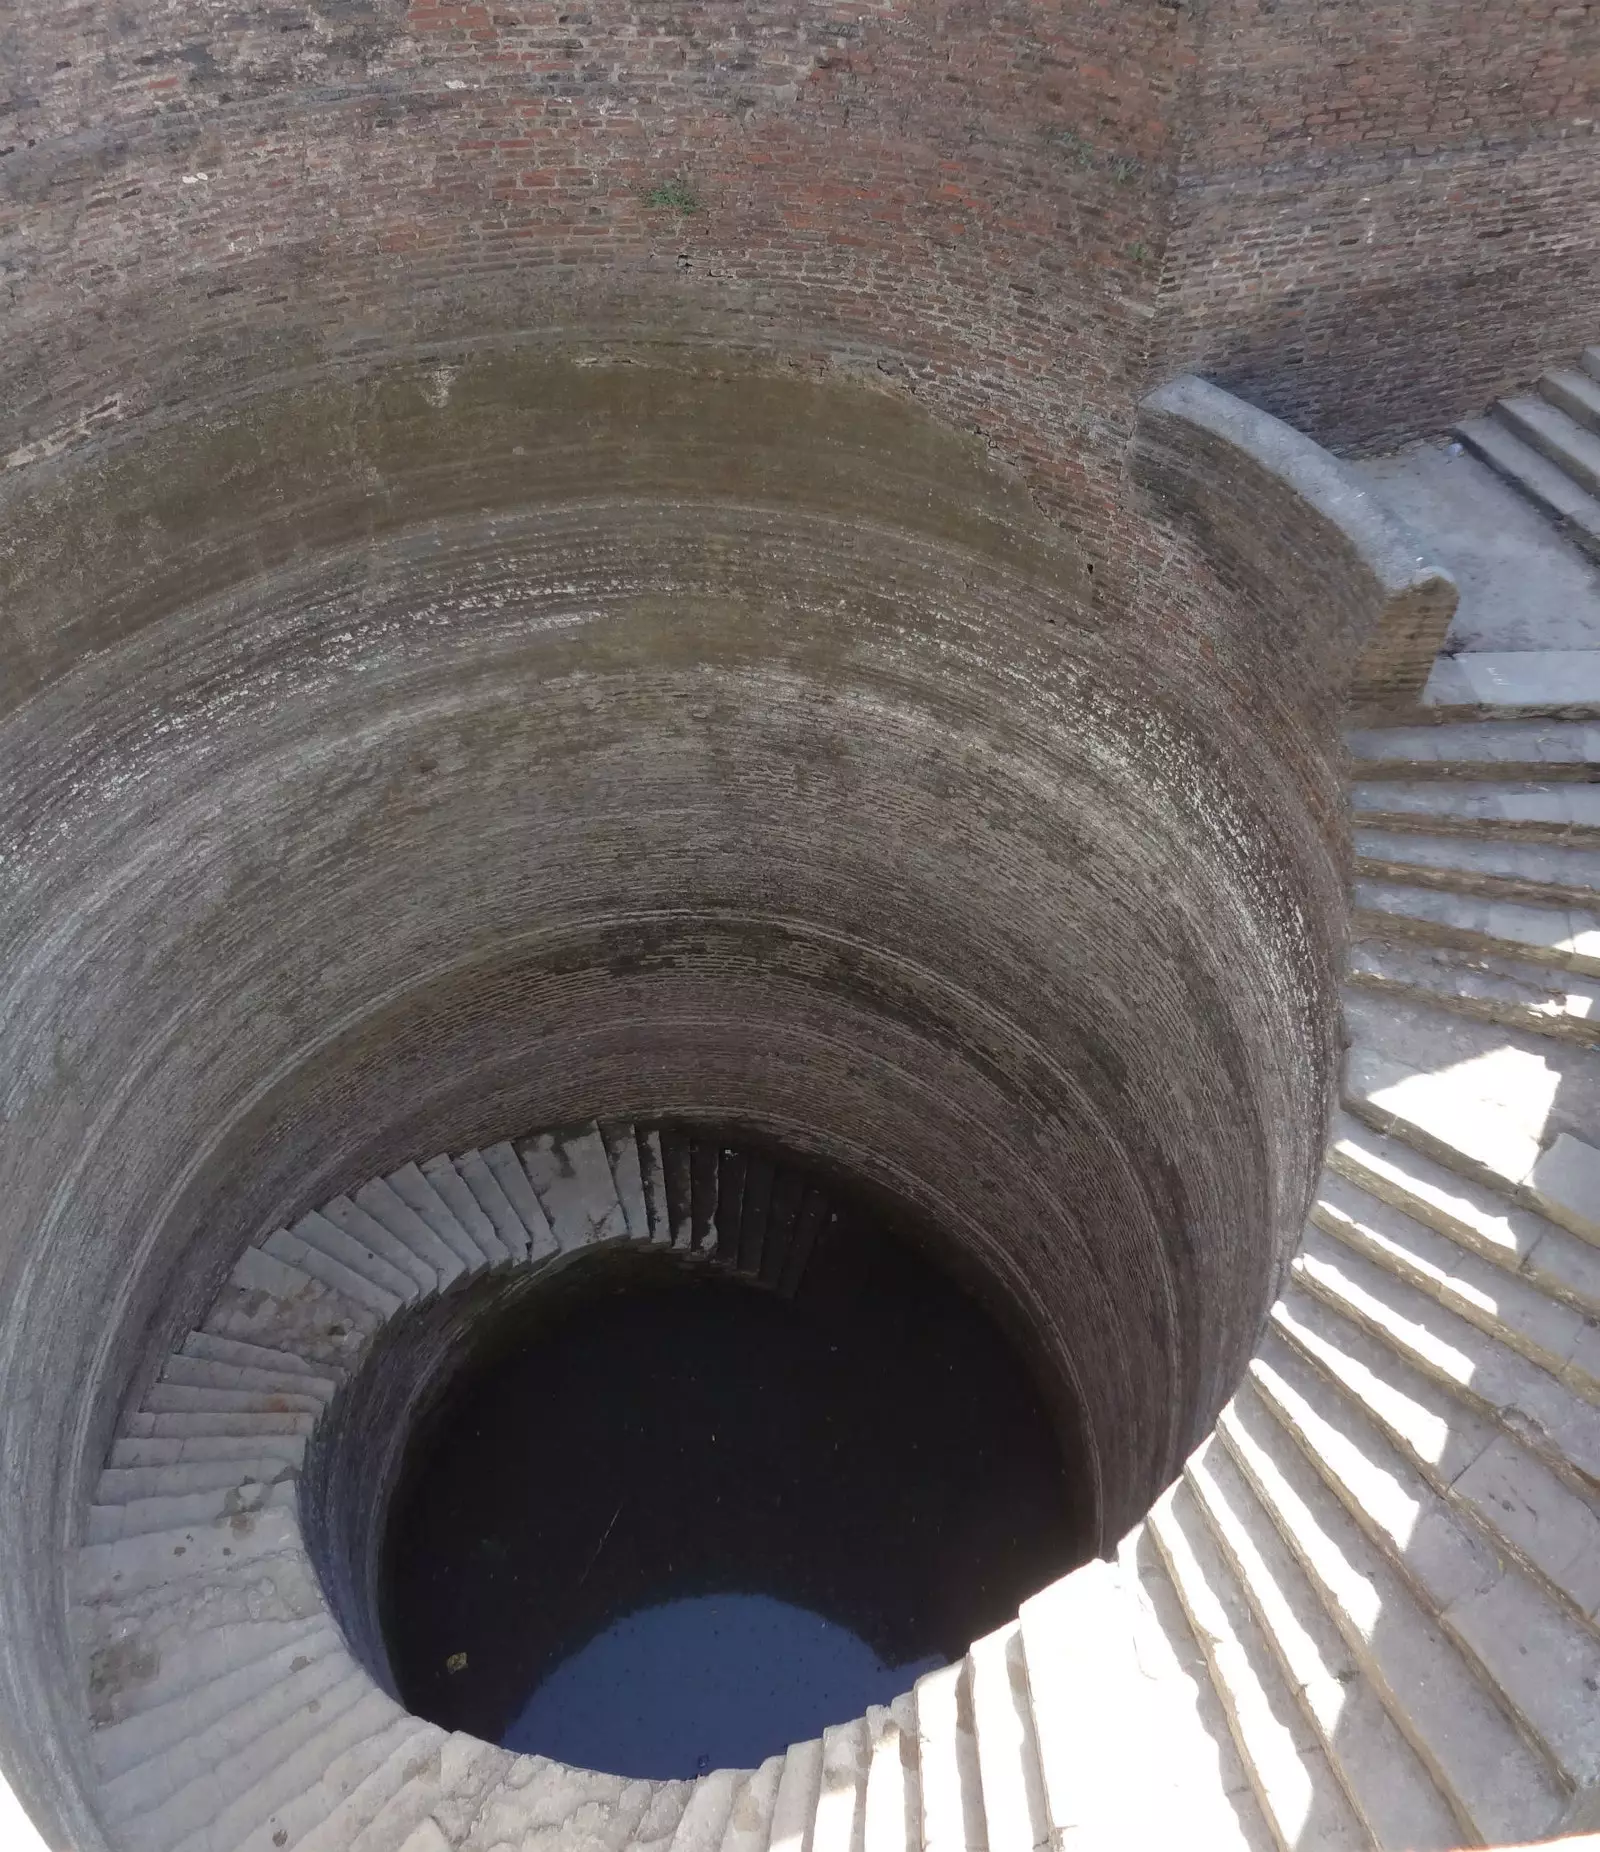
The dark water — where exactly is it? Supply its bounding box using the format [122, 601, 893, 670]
[382, 1231, 1087, 1777]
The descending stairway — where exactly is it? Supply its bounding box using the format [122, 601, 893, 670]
[71, 731, 1600, 1848]
[1456, 349, 1600, 561]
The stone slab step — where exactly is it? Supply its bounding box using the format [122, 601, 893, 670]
[915, 1659, 985, 1852]
[759, 1171, 807, 1292]
[1355, 826, 1600, 908]
[108, 1432, 307, 1470]
[1584, 347, 1600, 383]
[1352, 778, 1600, 845]
[1496, 395, 1600, 499]
[124, 1408, 317, 1441]
[312, 1200, 439, 1299]
[1456, 415, 1600, 560]
[709, 1146, 746, 1266]
[601, 1120, 652, 1244]
[518, 1123, 631, 1252]
[814, 1719, 869, 1852]
[1326, 1110, 1600, 1319]
[1531, 1133, 1600, 1246]
[1353, 878, 1600, 976]
[204, 1250, 378, 1373]
[1425, 650, 1600, 716]
[669, 1767, 744, 1852]
[228, 1713, 439, 1852]
[437, 1150, 531, 1263]
[721, 1754, 786, 1852]
[95, 1456, 300, 1507]
[862, 1703, 920, 1852]
[967, 1622, 1047, 1852]
[298, 1733, 509, 1852]
[86, 1474, 295, 1545]
[660, 1133, 694, 1249]
[260, 1226, 404, 1319]
[1019, 1544, 1272, 1851]
[1183, 1438, 1462, 1851]
[1347, 936, 1600, 1047]
[1218, 1385, 1569, 1846]
[348, 1180, 467, 1290]
[1291, 1225, 1600, 1500]
[1311, 1172, 1600, 1401]
[158, 1353, 338, 1403]
[1347, 720, 1600, 780]
[736, 1154, 776, 1280]
[635, 1126, 674, 1248]
[75, 1506, 305, 1604]
[141, 1382, 325, 1419]
[480, 1141, 557, 1260]
[415, 1155, 512, 1268]
[180, 1330, 339, 1383]
[1251, 1336, 1600, 1793]
[1149, 1481, 1370, 1852]
[1541, 367, 1600, 438]
[769, 1737, 823, 1852]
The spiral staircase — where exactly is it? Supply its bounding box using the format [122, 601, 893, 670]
[64, 651, 1600, 1851]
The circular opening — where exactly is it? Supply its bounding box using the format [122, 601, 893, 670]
[365, 1139, 1091, 1778]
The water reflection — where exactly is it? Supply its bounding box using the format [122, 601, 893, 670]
[506, 1591, 942, 1777]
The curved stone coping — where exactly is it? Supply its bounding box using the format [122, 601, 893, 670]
[1134, 373, 1459, 707]
[72, 1118, 1053, 1852]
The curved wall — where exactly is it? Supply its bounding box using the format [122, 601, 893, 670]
[0, 350, 1351, 1851]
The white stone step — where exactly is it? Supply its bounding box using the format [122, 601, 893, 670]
[862, 1702, 920, 1852]
[719, 1754, 785, 1852]
[1292, 1223, 1600, 1496]
[417, 1154, 513, 1267]
[636, 1126, 674, 1247]
[206, 1249, 378, 1370]
[1325, 1111, 1600, 1318]
[1531, 1132, 1600, 1245]
[708, 1147, 745, 1264]
[228, 1714, 439, 1852]
[350, 1179, 468, 1289]
[467, 1757, 678, 1851]
[1311, 1172, 1600, 1401]
[449, 1149, 535, 1262]
[1019, 1545, 1272, 1850]
[1351, 777, 1600, 844]
[1342, 988, 1600, 1195]
[734, 1156, 775, 1279]
[86, 1474, 295, 1545]
[1355, 826, 1600, 907]
[1425, 650, 1600, 714]
[1541, 367, 1600, 438]
[518, 1123, 631, 1252]
[1271, 1287, 1600, 1630]
[75, 1506, 305, 1604]
[260, 1227, 404, 1319]
[1496, 395, 1600, 499]
[166, 1680, 399, 1852]
[126, 1408, 317, 1441]
[601, 1120, 652, 1244]
[1353, 877, 1600, 976]
[1455, 416, 1600, 561]
[813, 1719, 869, 1852]
[108, 1433, 306, 1471]
[91, 1621, 345, 1782]
[966, 1623, 1046, 1852]
[1347, 720, 1600, 779]
[95, 1454, 298, 1508]
[1183, 1439, 1462, 1851]
[1346, 935, 1600, 1047]
[313, 1200, 440, 1298]
[159, 1353, 338, 1402]
[914, 1660, 985, 1852]
[141, 1382, 326, 1419]
[669, 1769, 745, 1852]
[1148, 1482, 1369, 1852]
[480, 1141, 558, 1259]
[181, 1331, 339, 1383]
[1251, 1337, 1600, 1793]
[384, 1163, 494, 1273]
[1584, 347, 1600, 384]
[1218, 1386, 1569, 1845]
[304, 1734, 509, 1852]
[768, 1737, 823, 1852]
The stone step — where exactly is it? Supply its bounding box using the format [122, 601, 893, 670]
[1346, 719, 1600, 781]
[1454, 416, 1600, 561]
[813, 1718, 870, 1852]
[388, 1160, 501, 1272]
[95, 1455, 300, 1506]
[314, 1199, 442, 1298]
[862, 1701, 920, 1852]
[1250, 1337, 1600, 1793]
[1585, 347, 1600, 383]
[260, 1226, 405, 1320]
[709, 1145, 747, 1266]
[1346, 935, 1600, 1048]
[601, 1119, 652, 1244]
[157, 1351, 336, 1402]
[349, 1178, 469, 1289]
[1541, 367, 1600, 438]
[736, 1153, 776, 1279]
[141, 1382, 325, 1419]
[1351, 777, 1600, 845]
[1325, 1110, 1600, 1319]
[668, 1766, 745, 1852]
[480, 1141, 558, 1259]
[1496, 395, 1600, 499]
[1291, 1225, 1600, 1500]
[1531, 1133, 1600, 1246]
[75, 1506, 306, 1604]
[720, 1753, 785, 1852]
[298, 1734, 510, 1852]
[769, 1736, 823, 1852]
[660, 1132, 694, 1249]
[1426, 651, 1600, 716]
[125, 1408, 317, 1441]
[1342, 988, 1600, 1199]
[1311, 1172, 1600, 1401]
[1183, 1438, 1462, 1851]
[689, 1137, 720, 1253]
[1148, 1481, 1370, 1852]
[439, 1149, 532, 1262]
[1355, 826, 1600, 908]
[518, 1122, 631, 1252]
[914, 1659, 985, 1852]
[778, 1190, 829, 1299]
[204, 1250, 378, 1373]
[90, 1621, 345, 1783]
[86, 1473, 295, 1545]
[180, 1330, 340, 1383]
[759, 1170, 807, 1292]
[1218, 1385, 1570, 1846]
[634, 1126, 674, 1247]
[228, 1713, 437, 1852]
[966, 1622, 1047, 1852]
[1353, 877, 1600, 976]
[1019, 1543, 1272, 1850]
[108, 1432, 307, 1470]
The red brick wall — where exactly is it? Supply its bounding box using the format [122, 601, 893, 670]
[1160, 0, 1600, 450]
